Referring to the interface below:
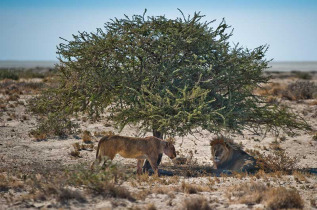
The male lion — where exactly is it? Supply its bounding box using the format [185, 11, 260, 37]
[92, 135, 176, 175]
[210, 136, 257, 173]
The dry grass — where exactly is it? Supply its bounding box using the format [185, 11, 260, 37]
[93, 130, 115, 137]
[254, 82, 286, 97]
[247, 146, 299, 173]
[29, 130, 47, 141]
[312, 132, 317, 141]
[151, 186, 181, 194]
[70, 143, 81, 157]
[265, 187, 304, 210]
[227, 182, 304, 209]
[82, 130, 92, 143]
[181, 181, 211, 194]
[293, 171, 308, 183]
[282, 81, 317, 100]
[254, 80, 317, 102]
[146, 203, 157, 210]
[183, 196, 212, 210]
[0, 174, 25, 192]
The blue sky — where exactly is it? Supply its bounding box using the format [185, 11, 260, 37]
[0, 0, 316, 61]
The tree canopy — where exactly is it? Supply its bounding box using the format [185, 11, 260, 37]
[31, 10, 309, 138]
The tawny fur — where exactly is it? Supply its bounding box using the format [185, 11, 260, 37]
[92, 135, 176, 175]
[210, 136, 257, 172]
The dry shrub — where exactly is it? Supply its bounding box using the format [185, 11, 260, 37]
[70, 143, 81, 157]
[309, 100, 317, 106]
[282, 81, 317, 100]
[0, 174, 24, 192]
[151, 186, 180, 194]
[70, 150, 80, 157]
[181, 181, 211, 194]
[68, 164, 133, 201]
[228, 182, 304, 209]
[146, 203, 157, 210]
[82, 130, 92, 143]
[132, 189, 151, 200]
[29, 130, 47, 141]
[56, 188, 87, 204]
[247, 147, 299, 173]
[183, 196, 212, 210]
[94, 130, 115, 137]
[30, 112, 78, 138]
[92, 182, 133, 200]
[254, 83, 285, 97]
[311, 199, 317, 208]
[265, 187, 303, 210]
[228, 182, 267, 205]
[293, 171, 308, 183]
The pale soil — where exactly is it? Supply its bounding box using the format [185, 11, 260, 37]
[0, 72, 316, 209]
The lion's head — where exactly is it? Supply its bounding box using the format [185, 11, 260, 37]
[163, 141, 177, 159]
[210, 136, 238, 169]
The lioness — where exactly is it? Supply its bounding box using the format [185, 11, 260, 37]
[92, 135, 176, 175]
[210, 136, 257, 172]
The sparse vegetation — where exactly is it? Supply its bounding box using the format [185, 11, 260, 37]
[82, 130, 92, 143]
[292, 71, 312, 80]
[181, 181, 211, 194]
[0, 69, 19, 80]
[283, 80, 317, 100]
[30, 112, 78, 138]
[183, 196, 212, 210]
[228, 182, 304, 209]
[248, 147, 299, 172]
[265, 187, 304, 210]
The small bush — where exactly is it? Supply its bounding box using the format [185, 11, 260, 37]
[228, 182, 304, 209]
[29, 130, 47, 141]
[31, 112, 78, 138]
[248, 147, 299, 173]
[56, 188, 87, 204]
[181, 181, 211, 194]
[228, 182, 267, 205]
[265, 187, 304, 210]
[82, 130, 92, 143]
[292, 71, 312, 80]
[282, 81, 317, 100]
[93, 130, 115, 137]
[0, 70, 19, 80]
[183, 196, 212, 210]
[67, 164, 133, 200]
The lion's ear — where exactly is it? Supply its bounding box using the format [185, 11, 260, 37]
[164, 142, 170, 149]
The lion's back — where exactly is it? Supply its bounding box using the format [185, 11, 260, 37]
[229, 151, 257, 172]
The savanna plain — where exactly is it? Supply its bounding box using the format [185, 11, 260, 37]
[0, 68, 317, 209]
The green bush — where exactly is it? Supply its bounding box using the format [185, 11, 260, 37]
[0, 69, 19, 80]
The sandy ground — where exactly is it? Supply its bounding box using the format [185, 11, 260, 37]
[0, 72, 317, 209]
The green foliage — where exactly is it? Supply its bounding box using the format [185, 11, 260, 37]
[0, 69, 19, 80]
[293, 71, 312, 80]
[31, 10, 309, 137]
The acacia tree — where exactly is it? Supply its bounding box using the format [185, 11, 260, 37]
[31, 10, 309, 168]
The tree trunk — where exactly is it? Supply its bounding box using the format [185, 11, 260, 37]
[142, 130, 163, 173]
